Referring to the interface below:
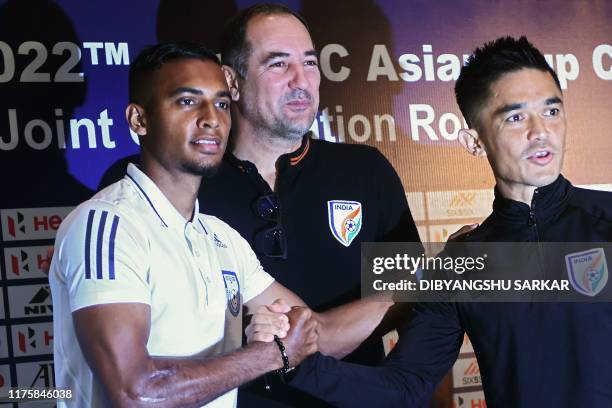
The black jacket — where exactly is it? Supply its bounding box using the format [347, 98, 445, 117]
[291, 175, 612, 407]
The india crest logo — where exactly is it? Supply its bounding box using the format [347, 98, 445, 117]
[327, 200, 363, 247]
[565, 248, 608, 297]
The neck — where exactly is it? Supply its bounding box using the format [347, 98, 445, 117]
[231, 117, 303, 190]
[141, 159, 200, 220]
[496, 181, 536, 206]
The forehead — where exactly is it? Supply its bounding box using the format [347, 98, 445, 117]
[488, 68, 562, 108]
[152, 58, 227, 94]
[245, 13, 314, 55]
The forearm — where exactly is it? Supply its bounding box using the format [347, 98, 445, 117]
[290, 353, 432, 408]
[316, 296, 393, 358]
[112, 342, 282, 407]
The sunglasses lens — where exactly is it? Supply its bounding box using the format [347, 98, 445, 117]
[255, 194, 280, 220]
[255, 227, 287, 259]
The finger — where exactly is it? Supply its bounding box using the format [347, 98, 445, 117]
[269, 298, 291, 314]
[246, 323, 288, 339]
[448, 223, 478, 241]
[248, 332, 275, 343]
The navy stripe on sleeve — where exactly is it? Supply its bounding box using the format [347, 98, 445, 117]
[96, 211, 108, 279]
[84, 209, 95, 279]
[108, 214, 120, 280]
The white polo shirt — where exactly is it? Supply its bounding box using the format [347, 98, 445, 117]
[50, 164, 274, 407]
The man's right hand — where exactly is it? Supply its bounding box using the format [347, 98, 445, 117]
[282, 307, 318, 368]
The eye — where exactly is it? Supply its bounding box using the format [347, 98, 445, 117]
[305, 59, 319, 67]
[506, 113, 523, 123]
[217, 100, 230, 110]
[269, 61, 286, 68]
[545, 107, 560, 117]
[179, 97, 196, 106]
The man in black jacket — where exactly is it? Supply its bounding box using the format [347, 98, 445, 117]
[287, 36, 612, 407]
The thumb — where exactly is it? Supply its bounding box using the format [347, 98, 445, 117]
[269, 298, 291, 314]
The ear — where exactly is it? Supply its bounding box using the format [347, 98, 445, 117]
[458, 128, 486, 157]
[125, 103, 147, 136]
[221, 65, 240, 101]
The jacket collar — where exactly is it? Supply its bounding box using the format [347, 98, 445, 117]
[492, 174, 573, 224]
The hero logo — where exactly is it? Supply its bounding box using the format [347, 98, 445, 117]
[1, 207, 72, 241]
[13, 323, 53, 356]
[5, 246, 51, 279]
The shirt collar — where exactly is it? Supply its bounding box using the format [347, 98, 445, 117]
[225, 132, 312, 173]
[125, 163, 203, 233]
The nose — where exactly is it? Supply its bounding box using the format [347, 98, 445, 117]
[196, 104, 219, 129]
[527, 116, 549, 141]
[288, 64, 309, 90]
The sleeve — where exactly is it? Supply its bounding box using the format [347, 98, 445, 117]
[371, 148, 421, 243]
[225, 227, 274, 303]
[289, 301, 463, 407]
[56, 202, 152, 311]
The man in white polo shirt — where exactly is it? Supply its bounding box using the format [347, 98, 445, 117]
[50, 42, 390, 407]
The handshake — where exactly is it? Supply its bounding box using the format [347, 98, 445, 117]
[245, 299, 319, 370]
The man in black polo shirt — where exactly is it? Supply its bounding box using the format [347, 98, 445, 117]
[287, 36, 612, 407]
[200, 4, 422, 407]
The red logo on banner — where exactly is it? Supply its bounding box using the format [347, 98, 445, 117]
[6, 212, 25, 238]
[464, 361, 480, 376]
[18, 327, 36, 353]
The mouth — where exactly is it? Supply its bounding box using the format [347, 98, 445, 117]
[526, 150, 554, 165]
[285, 99, 312, 111]
[191, 136, 222, 154]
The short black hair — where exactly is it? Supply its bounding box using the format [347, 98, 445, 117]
[455, 36, 561, 129]
[129, 41, 220, 103]
[221, 3, 310, 78]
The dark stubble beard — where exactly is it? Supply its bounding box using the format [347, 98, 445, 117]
[182, 162, 220, 179]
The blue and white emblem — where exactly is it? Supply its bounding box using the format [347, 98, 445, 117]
[565, 248, 608, 297]
[327, 200, 363, 247]
[222, 270, 241, 316]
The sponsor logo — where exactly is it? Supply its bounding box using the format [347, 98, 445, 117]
[1, 207, 72, 241]
[426, 190, 492, 221]
[327, 200, 363, 247]
[454, 392, 487, 408]
[8, 285, 53, 318]
[4, 246, 51, 279]
[16, 361, 55, 388]
[0, 365, 11, 389]
[222, 271, 241, 317]
[429, 224, 469, 243]
[453, 357, 482, 388]
[12, 323, 54, 356]
[566, 248, 608, 297]
[213, 234, 227, 248]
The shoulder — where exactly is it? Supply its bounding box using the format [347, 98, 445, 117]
[310, 139, 395, 173]
[197, 214, 249, 248]
[569, 186, 612, 223]
[58, 180, 147, 242]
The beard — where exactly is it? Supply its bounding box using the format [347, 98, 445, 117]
[182, 161, 220, 179]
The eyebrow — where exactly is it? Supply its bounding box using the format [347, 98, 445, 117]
[261, 49, 318, 65]
[169, 87, 231, 99]
[493, 96, 563, 117]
